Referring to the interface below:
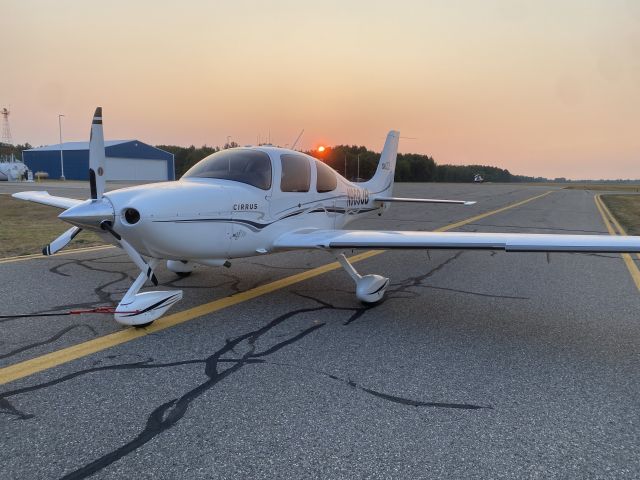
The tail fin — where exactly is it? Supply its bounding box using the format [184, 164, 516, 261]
[362, 130, 399, 196]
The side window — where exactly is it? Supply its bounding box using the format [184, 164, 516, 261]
[280, 154, 310, 192]
[315, 160, 337, 193]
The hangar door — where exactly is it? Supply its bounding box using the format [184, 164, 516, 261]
[105, 157, 167, 181]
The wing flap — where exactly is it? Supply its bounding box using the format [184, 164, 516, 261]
[375, 196, 476, 205]
[12, 191, 83, 210]
[274, 229, 640, 253]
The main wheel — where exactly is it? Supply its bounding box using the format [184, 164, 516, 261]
[176, 271, 191, 278]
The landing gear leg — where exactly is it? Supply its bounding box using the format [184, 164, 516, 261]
[336, 253, 389, 304]
[114, 258, 183, 327]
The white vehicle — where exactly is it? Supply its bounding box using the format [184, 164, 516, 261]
[0, 157, 28, 181]
[13, 108, 640, 326]
[473, 174, 484, 183]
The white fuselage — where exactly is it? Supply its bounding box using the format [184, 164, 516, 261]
[102, 147, 384, 262]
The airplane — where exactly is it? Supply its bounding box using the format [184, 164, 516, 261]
[12, 107, 640, 327]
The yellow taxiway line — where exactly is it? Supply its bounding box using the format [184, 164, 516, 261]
[0, 190, 552, 385]
[594, 194, 640, 292]
[0, 245, 115, 265]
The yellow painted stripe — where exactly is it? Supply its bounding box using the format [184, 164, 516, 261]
[0, 190, 553, 385]
[433, 190, 551, 232]
[594, 194, 640, 292]
[0, 250, 381, 385]
[598, 195, 640, 263]
[0, 245, 114, 265]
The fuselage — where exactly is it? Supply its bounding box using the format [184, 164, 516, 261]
[100, 146, 385, 262]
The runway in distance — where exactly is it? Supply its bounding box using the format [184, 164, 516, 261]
[13, 108, 640, 326]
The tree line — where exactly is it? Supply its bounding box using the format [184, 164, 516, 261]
[6, 140, 635, 183]
[307, 144, 545, 183]
[157, 142, 542, 183]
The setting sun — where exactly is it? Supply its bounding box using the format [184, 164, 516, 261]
[318, 146, 325, 153]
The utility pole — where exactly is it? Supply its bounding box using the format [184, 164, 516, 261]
[344, 153, 347, 179]
[357, 154, 360, 182]
[58, 114, 65, 180]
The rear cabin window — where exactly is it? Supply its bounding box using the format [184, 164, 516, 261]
[280, 154, 311, 192]
[315, 160, 337, 193]
[182, 149, 272, 190]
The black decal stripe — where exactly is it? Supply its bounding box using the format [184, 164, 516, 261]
[371, 279, 390, 294]
[120, 294, 181, 317]
[89, 169, 97, 199]
[151, 207, 379, 229]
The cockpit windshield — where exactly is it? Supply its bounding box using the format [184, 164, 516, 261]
[183, 149, 272, 190]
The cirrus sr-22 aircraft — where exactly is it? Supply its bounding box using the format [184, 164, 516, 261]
[13, 108, 640, 327]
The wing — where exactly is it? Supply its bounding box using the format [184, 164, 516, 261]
[12, 191, 83, 210]
[375, 196, 476, 205]
[274, 229, 640, 253]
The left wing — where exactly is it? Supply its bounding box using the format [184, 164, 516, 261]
[12, 191, 83, 210]
[274, 229, 640, 253]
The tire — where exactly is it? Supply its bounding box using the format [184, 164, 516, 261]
[134, 321, 154, 329]
[176, 271, 192, 278]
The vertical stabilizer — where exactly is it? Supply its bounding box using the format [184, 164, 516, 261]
[361, 130, 399, 196]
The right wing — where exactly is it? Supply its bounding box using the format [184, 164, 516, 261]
[274, 229, 640, 253]
[12, 191, 83, 210]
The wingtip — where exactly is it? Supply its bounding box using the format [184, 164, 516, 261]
[464, 201, 477, 206]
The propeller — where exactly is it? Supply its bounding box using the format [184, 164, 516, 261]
[37, 106, 169, 324]
[43, 107, 157, 289]
[43, 226, 82, 256]
[88, 107, 106, 200]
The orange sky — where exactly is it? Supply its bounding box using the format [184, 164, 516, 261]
[2, 0, 639, 179]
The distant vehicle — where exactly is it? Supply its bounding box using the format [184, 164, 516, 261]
[473, 174, 484, 183]
[12, 107, 640, 327]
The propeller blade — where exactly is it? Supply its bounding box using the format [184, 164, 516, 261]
[89, 106, 106, 200]
[43, 226, 82, 256]
[100, 221, 158, 286]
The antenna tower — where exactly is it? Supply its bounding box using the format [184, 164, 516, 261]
[1, 107, 12, 145]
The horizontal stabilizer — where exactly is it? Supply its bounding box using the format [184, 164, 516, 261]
[275, 229, 640, 253]
[12, 191, 83, 210]
[375, 196, 475, 205]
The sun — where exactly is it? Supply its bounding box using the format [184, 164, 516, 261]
[318, 146, 325, 152]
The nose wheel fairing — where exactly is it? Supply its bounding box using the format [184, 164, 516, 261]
[113, 259, 183, 326]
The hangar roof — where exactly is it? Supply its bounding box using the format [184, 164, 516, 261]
[27, 140, 131, 151]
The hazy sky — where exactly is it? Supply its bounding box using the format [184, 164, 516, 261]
[3, 0, 639, 179]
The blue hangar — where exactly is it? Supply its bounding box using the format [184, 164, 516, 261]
[23, 140, 175, 181]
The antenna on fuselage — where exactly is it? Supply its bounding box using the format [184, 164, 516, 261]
[291, 129, 304, 150]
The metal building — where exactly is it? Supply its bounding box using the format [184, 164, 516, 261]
[23, 140, 175, 181]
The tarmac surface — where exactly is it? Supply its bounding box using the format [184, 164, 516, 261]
[1, 182, 639, 479]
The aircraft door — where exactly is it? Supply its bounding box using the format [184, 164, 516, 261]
[270, 153, 313, 221]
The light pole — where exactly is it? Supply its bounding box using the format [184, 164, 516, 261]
[344, 153, 347, 179]
[58, 114, 65, 180]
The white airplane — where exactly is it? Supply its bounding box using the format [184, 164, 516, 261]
[13, 108, 640, 327]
